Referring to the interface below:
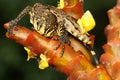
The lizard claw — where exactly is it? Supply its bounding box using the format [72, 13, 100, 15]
[7, 20, 18, 34]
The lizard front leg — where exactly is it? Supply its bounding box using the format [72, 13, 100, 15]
[8, 6, 32, 34]
[55, 31, 71, 57]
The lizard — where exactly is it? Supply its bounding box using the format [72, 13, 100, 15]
[7, 3, 99, 66]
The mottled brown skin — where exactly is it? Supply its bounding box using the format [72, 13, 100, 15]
[8, 3, 71, 56]
[7, 3, 99, 65]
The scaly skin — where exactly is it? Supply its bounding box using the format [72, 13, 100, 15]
[7, 2, 99, 66]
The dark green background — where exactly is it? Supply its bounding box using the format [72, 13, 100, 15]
[0, 0, 116, 80]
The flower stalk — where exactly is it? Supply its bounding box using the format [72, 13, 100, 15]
[4, 22, 111, 80]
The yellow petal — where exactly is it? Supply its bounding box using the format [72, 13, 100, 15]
[80, 10, 96, 32]
[77, 19, 86, 34]
[24, 47, 36, 61]
[57, 0, 64, 9]
[38, 54, 50, 69]
[24, 47, 30, 54]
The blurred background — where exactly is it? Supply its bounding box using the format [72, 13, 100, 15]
[0, 0, 116, 80]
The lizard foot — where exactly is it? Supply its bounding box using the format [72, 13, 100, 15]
[7, 20, 18, 34]
[55, 32, 71, 57]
